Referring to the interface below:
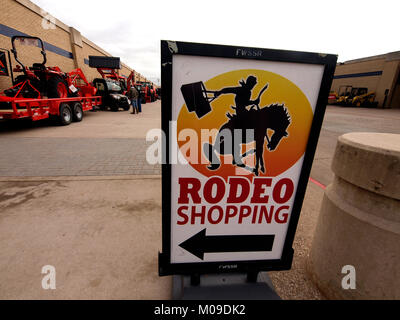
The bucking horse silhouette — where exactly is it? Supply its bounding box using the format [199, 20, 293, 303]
[203, 103, 291, 176]
[181, 75, 292, 176]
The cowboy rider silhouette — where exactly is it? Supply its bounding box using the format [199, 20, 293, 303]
[214, 75, 260, 119]
[204, 75, 261, 170]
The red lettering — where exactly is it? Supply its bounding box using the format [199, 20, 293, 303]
[203, 177, 225, 204]
[224, 205, 238, 223]
[178, 178, 201, 204]
[275, 205, 289, 223]
[250, 178, 272, 203]
[208, 206, 224, 224]
[176, 204, 290, 225]
[273, 179, 294, 203]
[190, 205, 205, 224]
[258, 205, 274, 223]
[239, 205, 252, 224]
[176, 178, 293, 227]
[177, 206, 189, 225]
[251, 206, 258, 224]
[227, 177, 250, 203]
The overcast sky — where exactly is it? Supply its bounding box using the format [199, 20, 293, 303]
[31, 0, 399, 85]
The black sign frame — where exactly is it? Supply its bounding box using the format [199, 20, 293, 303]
[159, 40, 337, 276]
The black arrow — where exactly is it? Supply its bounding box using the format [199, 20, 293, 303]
[178, 229, 275, 260]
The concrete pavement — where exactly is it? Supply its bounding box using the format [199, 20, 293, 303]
[0, 103, 161, 177]
[0, 102, 167, 299]
[0, 177, 169, 299]
[0, 137, 160, 176]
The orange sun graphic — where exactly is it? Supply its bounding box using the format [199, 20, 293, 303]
[177, 69, 313, 180]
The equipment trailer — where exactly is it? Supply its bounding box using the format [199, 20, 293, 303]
[0, 95, 101, 125]
[0, 35, 102, 125]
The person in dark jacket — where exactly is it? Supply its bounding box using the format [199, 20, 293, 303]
[127, 86, 139, 114]
[136, 85, 142, 113]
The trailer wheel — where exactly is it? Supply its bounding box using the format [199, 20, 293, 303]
[72, 102, 83, 122]
[48, 76, 69, 98]
[59, 103, 72, 125]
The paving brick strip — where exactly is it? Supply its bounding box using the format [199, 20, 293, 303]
[0, 137, 161, 177]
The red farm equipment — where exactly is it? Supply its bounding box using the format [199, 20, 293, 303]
[0, 36, 101, 125]
[123, 71, 149, 104]
[137, 81, 156, 104]
[96, 67, 127, 90]
[124, 70, 147, 103]
[123, 71, 155, 106]
[125, 70, 135, 94]
[89, 56, 130, 111]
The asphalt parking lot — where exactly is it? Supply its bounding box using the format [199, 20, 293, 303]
[311, 106, 400, 188]
[0, 102, 399, 299]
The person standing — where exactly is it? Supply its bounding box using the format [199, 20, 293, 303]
[136, 85, 142, 113]
[127, 85, 139, 114]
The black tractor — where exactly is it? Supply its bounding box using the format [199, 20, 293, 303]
[92, 78, 130, 111]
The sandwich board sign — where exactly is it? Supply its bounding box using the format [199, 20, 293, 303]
[158, 40, 337, 276]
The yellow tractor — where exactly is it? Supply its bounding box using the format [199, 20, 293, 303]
[336, 86, 377, 107]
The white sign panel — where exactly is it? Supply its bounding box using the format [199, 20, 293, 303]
[159, 41, 337, 276]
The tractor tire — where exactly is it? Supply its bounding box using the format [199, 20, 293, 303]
[72, 102, 83, 122]
[59, 103, 72, 125]
[48, 76, 69, 98]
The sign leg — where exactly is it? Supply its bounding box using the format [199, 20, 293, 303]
[172, 272, 280, 300]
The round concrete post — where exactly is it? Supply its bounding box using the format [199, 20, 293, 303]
[308, 132, 400, 299]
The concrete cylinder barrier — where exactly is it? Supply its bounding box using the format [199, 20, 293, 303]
[308, 132, 400, 299]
